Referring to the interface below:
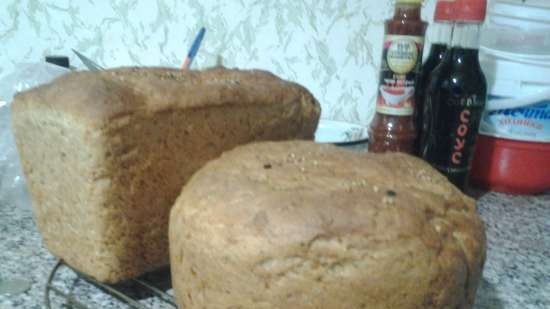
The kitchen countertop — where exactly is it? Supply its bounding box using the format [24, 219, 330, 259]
[1, 191, 549, 308]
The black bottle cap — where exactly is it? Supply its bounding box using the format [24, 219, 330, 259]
[45, 56, 70, 69]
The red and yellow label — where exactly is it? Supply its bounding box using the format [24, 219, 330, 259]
[376, 35, 424, 116]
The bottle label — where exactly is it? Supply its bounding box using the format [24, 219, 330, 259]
[423, 94, 486, 186]
[377, 35, 424, 116]
[480, 96, 550, 142]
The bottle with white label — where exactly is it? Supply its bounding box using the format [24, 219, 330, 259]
[420, 0, 488, 190]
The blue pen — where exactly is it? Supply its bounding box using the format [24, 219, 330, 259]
[182, 27, 206, 69]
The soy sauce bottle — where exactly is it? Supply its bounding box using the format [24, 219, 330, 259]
[414, 1, 454, 154]
[368, 0, 427, 154]
[420, 0, 488, 190]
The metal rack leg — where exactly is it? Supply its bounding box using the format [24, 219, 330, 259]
[44, 260, 93, 309]
[132, 278, 177, 307]
[44, 259, 178, 309]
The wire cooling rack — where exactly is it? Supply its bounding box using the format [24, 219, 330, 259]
[45, 260, 177, 309]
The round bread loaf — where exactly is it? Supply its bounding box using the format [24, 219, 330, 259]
[169, 141, 486, 309]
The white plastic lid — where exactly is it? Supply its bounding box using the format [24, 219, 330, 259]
[483, 0, 550, 54]
[481, 26, 550, 56]
[481, 51, 550, 96]
[481, 0, 550, 110]
[491, 0, 550, 26]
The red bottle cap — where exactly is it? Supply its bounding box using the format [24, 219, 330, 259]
[435, 0, 487, 23]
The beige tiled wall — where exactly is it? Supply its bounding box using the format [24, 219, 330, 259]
[0, 0, 436, 126]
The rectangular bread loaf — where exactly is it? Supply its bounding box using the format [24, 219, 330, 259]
[12, 67, 320, 283]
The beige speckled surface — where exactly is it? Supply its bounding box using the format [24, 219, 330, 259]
[170, 141, 486, 309]
[11, 67, 320, 284]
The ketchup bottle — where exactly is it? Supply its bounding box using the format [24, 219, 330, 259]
[420, 0, 488, 190]
[368, 0, 427, 154]
[415, 1, 454, 154]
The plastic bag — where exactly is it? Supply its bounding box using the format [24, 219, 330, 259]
[0, 63, 70, 207]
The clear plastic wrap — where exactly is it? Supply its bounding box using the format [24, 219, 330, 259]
[0, 63, 70, 207]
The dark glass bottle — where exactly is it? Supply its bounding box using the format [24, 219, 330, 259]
[415, 17, 454, 154]
[420, 22, 487, 190]
[368, 0, 427, 154]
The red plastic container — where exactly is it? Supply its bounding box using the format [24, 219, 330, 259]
[471, 134, 550, 195]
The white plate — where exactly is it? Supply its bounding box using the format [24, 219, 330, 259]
[315, 119, 369, 144]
